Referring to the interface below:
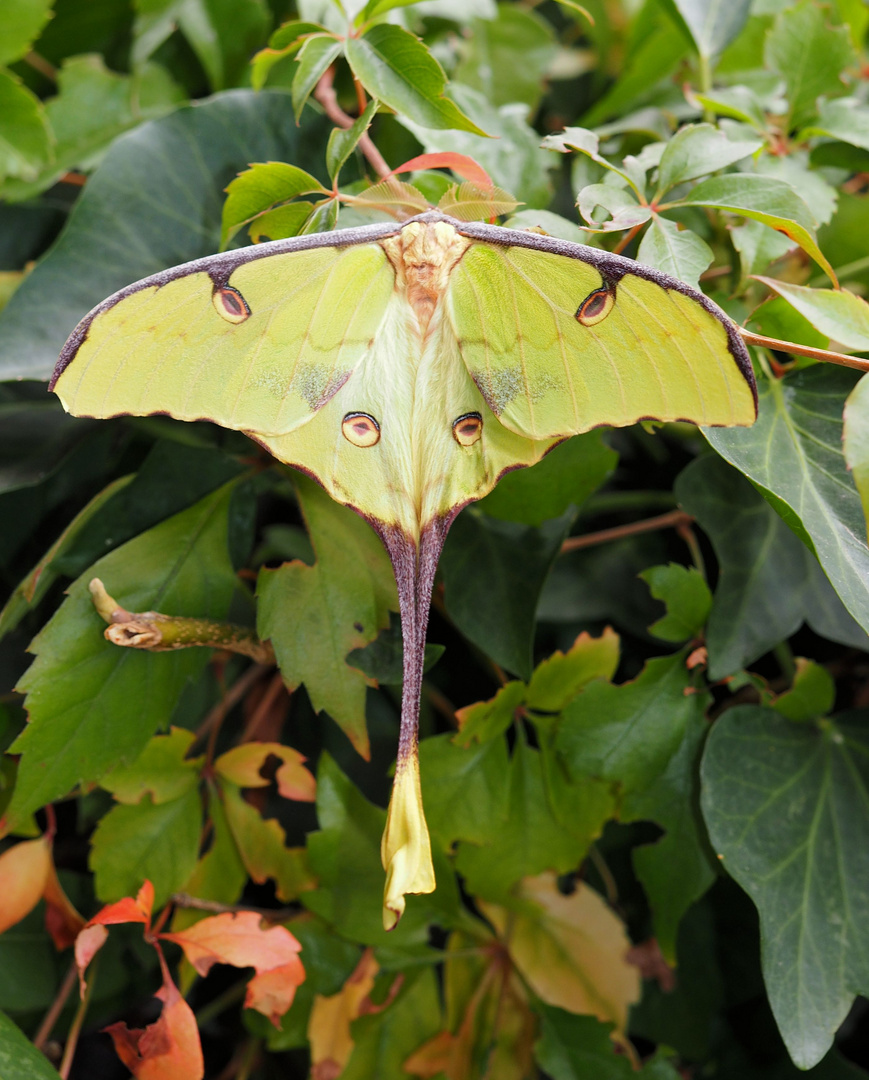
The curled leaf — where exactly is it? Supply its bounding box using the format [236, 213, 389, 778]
[381, 754, 435, 931]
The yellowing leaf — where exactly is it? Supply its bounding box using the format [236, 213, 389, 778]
[525, 627, 620, 713]
[0, 836, 50, 935]
[480, 872, 640, 1033]
[308, 948, 378, 1076]
[215, 742, 316, 802]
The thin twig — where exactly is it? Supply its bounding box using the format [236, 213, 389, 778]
[193, 662, 272, 744]
[739, 328, 869, 372]
[170, 893, 298, 921]
[33, 962, 78, 1052]
[561, 509, 694, 553]
[240, 669, 287, 742]
[24, 51, 57, 80]
[313, 67, 394, 183]
[58, 958, 96, 1079]
[587, 844, 618, 906]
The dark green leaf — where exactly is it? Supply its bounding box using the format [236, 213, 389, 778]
[706, 367, 869, 640]
[345, 24, 488, 135]
[678, 454, 863, 677]
[0, 89, 323, 380]
[0, 1011, 62, 1080]
[655, 124, 762, 197]
[701, 706, 869, 1068]
[771, 659, 835, 723]
[345, 614, 443, 685]
[418, 733, 510, 849]
[441, 507, 574, 679]
[535, 1005, 680, 1079]
[477, 431, 616, 527]
[6, 482, 240, 827]
[557, 651, 710, 793]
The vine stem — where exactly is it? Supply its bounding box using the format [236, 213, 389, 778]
[58, 958, 96, 1079]
[739, 328, 869, 372]
[313, 68, 393, 182]
[560, 509, 694, 553]
[193, 662, 272, 744]
[33, 961, 78, 1052]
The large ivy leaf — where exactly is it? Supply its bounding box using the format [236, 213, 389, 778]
[0, 89, 323, 380]
[701, 705, 869, 1069]
[257, 474, 398, 760]
[5, 482, 240, 828]
[706, 366, 869, 638]
[441, 507, 574, 680]
[677, 454, 868, 678]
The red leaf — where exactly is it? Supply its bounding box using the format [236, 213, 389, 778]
[390, 153, 493, 190]
[160, 911, 305, 1023]
[104, 957, 203, 1080]
[89, 880, 154, 928]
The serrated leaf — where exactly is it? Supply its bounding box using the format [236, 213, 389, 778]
[221, 161, 328, 249]
[292, 35, 343, 122]
[354, 177, 430, 213]
[346, 24, 488, 135]
[764, 0, 854, 130]
[636, 215, 713, 289]
[671, 0, 751, 59]
[655, 124, 762, 197]
[701, 706, 869, 1068]
[0, 0, 54, 66]
[250, 21, 329, 90]
[418, 734, 511, 849]
[436, 181, 520, 221]
[706, 366, 869, 639]
[101, 728, 202, 805]
[91, 787, 203, 909]
[257, 474, 397, 759]
[6, 483, 240, 828]
[526, 628, 620, 713]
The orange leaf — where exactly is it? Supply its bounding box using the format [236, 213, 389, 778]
[214, 743, 316, 802]
[391, 153, 493, 189]
[0, 836, 51, 935]
[104, 957, 203, 1080]
[75, 925, 109, 994]
[43, 861, 86, 950]
[76, 880, 155, 993]
[160, 911, 305, 1023]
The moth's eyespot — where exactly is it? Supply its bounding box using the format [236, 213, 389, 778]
[342, 412, 381, 447]
[575, 287, 614, 327]
[452, 412, 482, 446]
[212, 286, 250, 324]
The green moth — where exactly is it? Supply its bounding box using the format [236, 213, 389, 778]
[51, 210, 757, 928]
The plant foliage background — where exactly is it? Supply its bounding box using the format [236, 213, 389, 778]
[2, 0, 869, 1076]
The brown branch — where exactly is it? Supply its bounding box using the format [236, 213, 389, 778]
[560, 509, 694, 553]
[240, 669, 288, 742]
[194, 662, 272, 742]
[33, 962, 78, 1052]
[24, 51, 57, 80]
[313, 67, 396, 185]
[170, 893, 298, 922]
[739, 328, 869, 372]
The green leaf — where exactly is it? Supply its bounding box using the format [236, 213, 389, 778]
[6, 482, 240, 828]
[441, 507, 574, 679]
[91, 786, 203, 908]
[772, 658, 835, 723]
[454, 679, 526, 745]
[0, 69, 53, 184]
[257, 473, 397, 760]
[247, 202, 313, 243]
[706, 366, 869, 639]
[0, 89, 322, 381]
[691, 85, 767, 129]
[578, 184, 650, 232]
[0, 1011, 62, 1080]
[100, 728, 202, 805]
[452, 4, 557, 110]
[401, 83, 552, 208]
[764, 0, 854, 130]
[535, 1006, 681, 1079]
[345, 24, 487, 135]
[545, 127, 640, 194]
[754, 277, 869, 352]
[477, 431, 617, 526]
[419, 733, 511, 849]
[844, 373, 869, 542]
[342, 969, 441, 1080]
[640, 563, 712, 642]
[326, 99, 378, 183]
[676, 174, 835, 283]
[655, 124, 762, 197]
[304, 754, 449, 945]
[292, 35, 343, 122]
[730, 218, 794, 281]
[345, 615, 444, 685]
[356, 0, 431, 24]
[525, 628, 620, 713]
[454, 740, 600, 901]
[557, 651, 710, 793]
[250, 21, 330, 90]
[636, 215, 713, 289]
[808, 98, 869, 153]
[671, 0, 751, 59]
[221, 161, 329, 249]
[173, 785, 246, 917]
[0, 0, 55, 67]
[676, 453, 869, 680]
[622, 708, 714, 961]
[701, 705, 869, 1068]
